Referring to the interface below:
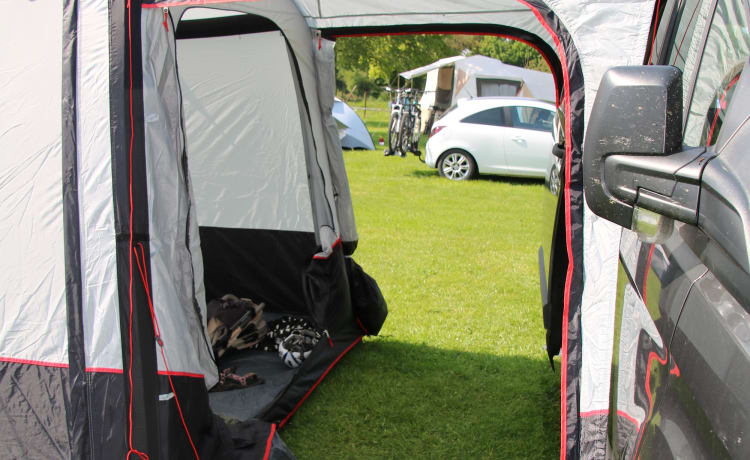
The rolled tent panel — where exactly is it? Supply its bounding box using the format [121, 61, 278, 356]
[544, 0, 655, 456]
[141, 9, 218, 387]
[0, 1, 67, 366]
[178, 30, 314, 232]
[317, 39, 360, 250]
[78, 0, 123, 373]
[295, 0, 553, 49]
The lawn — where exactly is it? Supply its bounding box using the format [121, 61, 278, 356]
[281, 98, 561, 459]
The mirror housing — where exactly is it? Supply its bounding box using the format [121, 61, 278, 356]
[584, 66, 686, 228]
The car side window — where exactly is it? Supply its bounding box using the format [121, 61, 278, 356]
[460, 107, 507, 127]
[507, 106, 553, 132]
[684, 0, 750, 147]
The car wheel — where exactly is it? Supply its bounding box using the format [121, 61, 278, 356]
[549, 163, 561, 195]
[438, 150, 477, 181]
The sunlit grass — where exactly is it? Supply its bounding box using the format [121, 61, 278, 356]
[281, 98, 560, 459]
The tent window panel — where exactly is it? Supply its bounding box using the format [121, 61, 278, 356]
[476, 78, 521, 97]
[177, 30, 314, 232]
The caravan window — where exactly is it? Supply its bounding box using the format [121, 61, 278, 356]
[476, 78, 521, 97]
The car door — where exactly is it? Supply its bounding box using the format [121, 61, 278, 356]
[458, 106, 508, 173]
[501, 105, 554, 177]
[604, 0, 750, 457]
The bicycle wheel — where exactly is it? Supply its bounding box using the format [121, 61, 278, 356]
[399, 115, 412, 156]
[412, 111, 422, 150]
[387, 114, 399, 155]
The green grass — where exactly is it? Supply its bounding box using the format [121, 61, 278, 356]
[281, 99, 560, 459]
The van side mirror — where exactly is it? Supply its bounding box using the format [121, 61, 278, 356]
[584, 66, 707, 228]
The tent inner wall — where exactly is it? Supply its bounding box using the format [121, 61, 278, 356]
[178, 28, 317, 313]
[173, 13, 360, 424]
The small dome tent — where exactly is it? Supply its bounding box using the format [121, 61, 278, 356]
[333, 98, 376, 150]
[0, 1, 657, 459]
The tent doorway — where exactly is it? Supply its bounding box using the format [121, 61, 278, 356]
[172, 8, 378, 427]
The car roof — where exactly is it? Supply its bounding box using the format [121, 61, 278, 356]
[455, 96, 555, 111]
[437, 97, 555, 124]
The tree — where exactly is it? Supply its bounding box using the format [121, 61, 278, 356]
[336, 35, 455, 86]
[473, 36, 549, 72]
[334, 34, 551, 98]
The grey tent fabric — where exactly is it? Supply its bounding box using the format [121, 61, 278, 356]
[141, 8, 218, 386]
[315, 37, 360, 249]
[171, 2, 343, 248]
[177, 30, 315, 232]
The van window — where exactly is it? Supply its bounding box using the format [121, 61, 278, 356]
[684, 0, 750, 146]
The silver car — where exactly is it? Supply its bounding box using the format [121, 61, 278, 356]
[425, 97, 556, 181]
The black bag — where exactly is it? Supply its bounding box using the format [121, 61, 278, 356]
[345, 258, 387, 336]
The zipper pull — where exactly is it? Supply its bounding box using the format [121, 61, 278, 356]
[323, 329, 333, 348]
[162, 8, 169, 32]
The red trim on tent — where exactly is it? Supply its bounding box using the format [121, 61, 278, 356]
[0, 357, 69, 369]
[263, 423, 277, 460]
[670, 360, 680, 377]
[579, 409, 608, 418]
[329, 30, 559, 106]
[633, 350, 669, 458]
[514, 2, 573, 458]
[84, 367, 204, 379]
[617, 410, 641, 430]
[355, 316, 369, 335]
[312, 238, 343, 260]
[158, 370, 205, 379]
[134, 243, 201, 459]
[706, 74, 739, 144]
[581, 409, 641, 430]
[141, 0, 257, 8]
[0, 360, 206, 382]
[648, 0, 663, 65]
[86, 367, 124, 374]
[278, 336, 363, 428]
[125, 3, 144, 459]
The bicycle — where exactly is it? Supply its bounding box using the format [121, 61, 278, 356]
[385, 86, 423, 157]
[384, 86, 404, 157]
[409, 90, 422, 156]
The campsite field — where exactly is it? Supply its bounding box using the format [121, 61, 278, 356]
[281, 99, 560, 459]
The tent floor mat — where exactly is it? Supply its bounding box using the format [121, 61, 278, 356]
[209, 349, 296, 422]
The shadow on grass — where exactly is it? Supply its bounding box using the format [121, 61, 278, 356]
[282, 338, 560, 459]
[407, 168, 546, 186]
